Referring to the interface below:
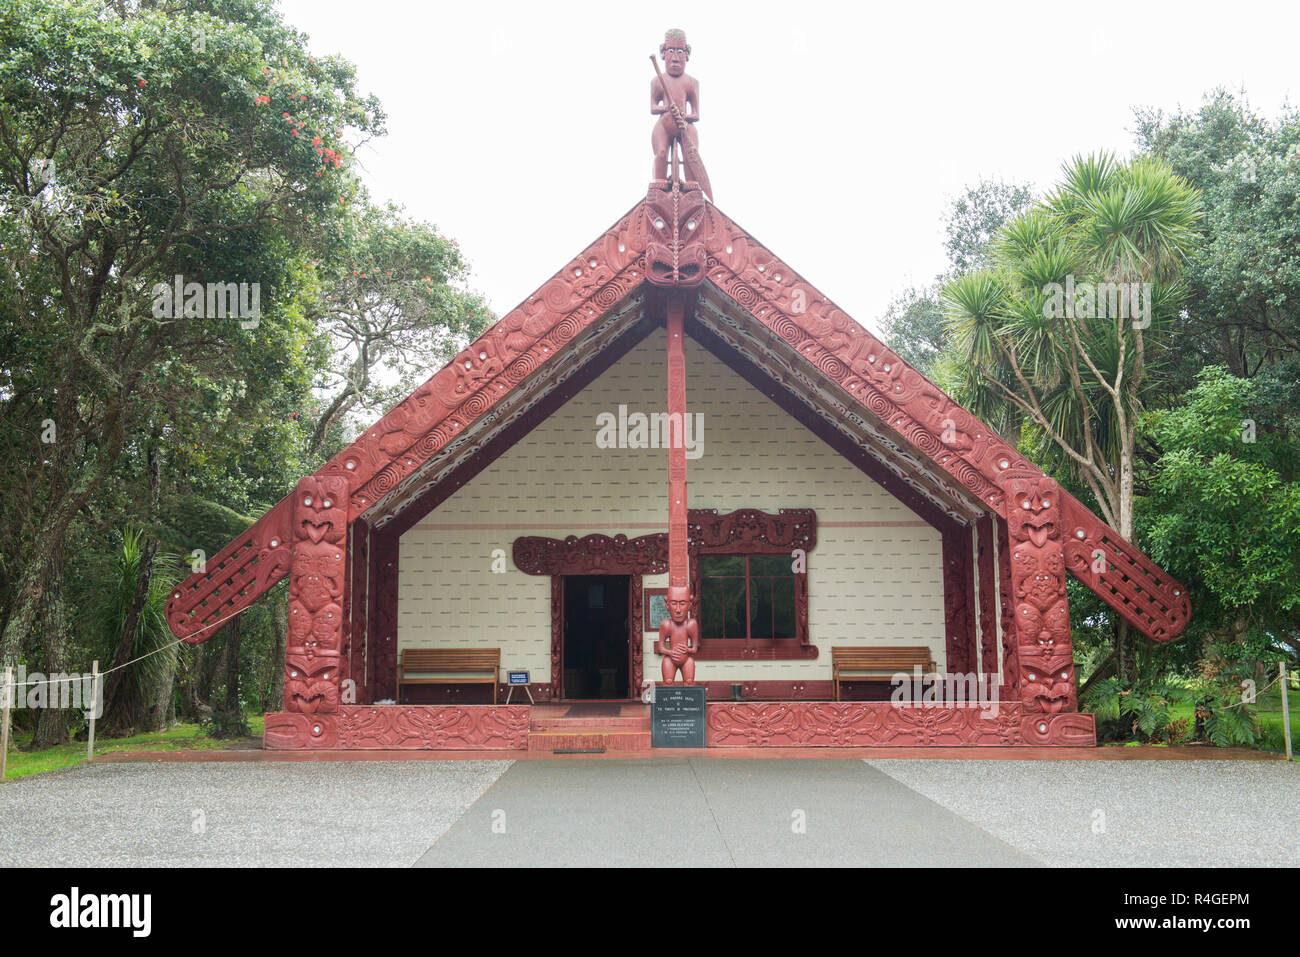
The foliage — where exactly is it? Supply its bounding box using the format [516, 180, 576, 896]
[1082, 641, 1196, 743]
[942, 153, 1201, 539]
[86, 527, 177, 719]
[1140, 364, 1300, 660]
[1136, 91, 1300, 377]
[1194, 658, 1262, 748]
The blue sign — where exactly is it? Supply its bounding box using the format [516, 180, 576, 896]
[507, 671, 530, 686]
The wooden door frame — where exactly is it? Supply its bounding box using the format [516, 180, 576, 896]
[554, 572, 640, 701]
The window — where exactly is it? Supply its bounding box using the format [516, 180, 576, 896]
[699, 554, 798, 641]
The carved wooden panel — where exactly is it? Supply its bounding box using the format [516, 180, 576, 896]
[284, 475, 349, 713]
[996, 517, 1019, 694]
[976, 516, 998, 676]
[707, 702, 1095, 747]
[1002, 472, 1075, 713]
[941, 528, 974, 675]
[514, 533, 669, 576]
[264, 705, 530, 749]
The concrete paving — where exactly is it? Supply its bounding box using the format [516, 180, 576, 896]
[0, 760, 508, 867]
[1, 756, 1293, 867]
[866, 758, 1300, 867]
[414, 758, 1035, 866]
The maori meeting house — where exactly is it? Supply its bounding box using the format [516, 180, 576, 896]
[163, 30, 1190, 751]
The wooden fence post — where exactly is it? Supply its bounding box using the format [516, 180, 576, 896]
[1281, 662, 1293, 762]
[0, 666, 11, 783]
[86, 660, 99, 763]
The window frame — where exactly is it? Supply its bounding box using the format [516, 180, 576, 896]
[690, 540, 815, 661]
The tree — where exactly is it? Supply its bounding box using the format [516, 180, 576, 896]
[304, 202, 491, 455]
[0, 0, 383, 669]
[1136, 91, 1300, 378]
[1140, 364, 1300, 662]
[943, 154, 1202, 681]
[880, 179, 1033, 378]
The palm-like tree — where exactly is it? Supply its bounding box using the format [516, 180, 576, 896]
[943, 152, 1201, 539]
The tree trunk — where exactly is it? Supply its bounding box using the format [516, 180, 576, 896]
[99, 537, 158, 736]
[149, 643, 177, 732]
[30, 545, 70, 749]
[224, 616, 242, 716]
[181, 643, 211, 722]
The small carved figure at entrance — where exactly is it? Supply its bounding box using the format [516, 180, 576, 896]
[658, 584, 698, 683]
[650, 29, 712, 200]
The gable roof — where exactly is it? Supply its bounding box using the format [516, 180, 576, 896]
[164, 195, 1191, 645]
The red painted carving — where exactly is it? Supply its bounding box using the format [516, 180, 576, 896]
[941, 528, 974, 675]
[514, 533, 669, 576]
[1059, 492, 1191, 642]
[285, 475, 348, 713]
[550, 576, 563, 701]
[1002, 472, 1075, 713]
[996, 517, 1020, 693]
[657, 585, 698, 683]
[345, 520, 368, 701]
[630, 576, 645, 697]
[649, 29, 711, 200]
[165, 194, 1189, 662]
[707, 701, 1095, 747]
[368, 533, 399, 701]
[264, 705, 530, 750]
[976, 516, 998, 675]
[164, 497, 292, 641]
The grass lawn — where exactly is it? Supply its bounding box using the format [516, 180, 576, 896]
[2, 715, 265, 781]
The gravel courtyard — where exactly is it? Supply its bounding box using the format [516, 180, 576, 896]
[0, 757, 1293, 867]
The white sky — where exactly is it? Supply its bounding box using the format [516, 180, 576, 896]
[278, 0, 1299, 335]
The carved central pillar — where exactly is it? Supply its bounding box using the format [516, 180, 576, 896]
[653, 294, 700, 682]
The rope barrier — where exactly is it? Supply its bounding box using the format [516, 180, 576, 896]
[1, 603, 249, 693]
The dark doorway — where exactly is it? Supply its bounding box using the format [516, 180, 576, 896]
[563, 575, 630, 699]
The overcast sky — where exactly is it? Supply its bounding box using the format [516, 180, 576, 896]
[277, 0, 1299, 335]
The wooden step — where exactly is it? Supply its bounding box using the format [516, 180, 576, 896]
[525, 730, 652, 752]
[528, 715, 651, 732]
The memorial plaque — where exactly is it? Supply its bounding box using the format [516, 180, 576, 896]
[651, 685, 707, 748]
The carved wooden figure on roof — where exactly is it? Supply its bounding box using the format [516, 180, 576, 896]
[650, 29, 711, 200]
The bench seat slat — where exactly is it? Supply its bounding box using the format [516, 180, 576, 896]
[397, 648, 500, 704]
[831, 646, 937, 700]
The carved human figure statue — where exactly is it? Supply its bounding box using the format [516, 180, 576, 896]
[658, 584, 699, 683]
[650, 29, 702, 186]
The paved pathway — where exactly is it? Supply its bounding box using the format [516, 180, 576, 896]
[1, 757, 1293, 866]
[415, 759, 1033, 867]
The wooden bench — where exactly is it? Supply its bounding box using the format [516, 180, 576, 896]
[832, 646, 936, 701]
[397, 648, 500, 704]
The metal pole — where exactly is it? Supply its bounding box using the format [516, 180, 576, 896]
[86, 660, 99, 763]
[0, 666, 12, 783]
[1281, 662, 1292, 761]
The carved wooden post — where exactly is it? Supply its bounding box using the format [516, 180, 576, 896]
[975, 516, 999, 677]
[285, 475, 349, 713]
[1001, 472, 1076, 713]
